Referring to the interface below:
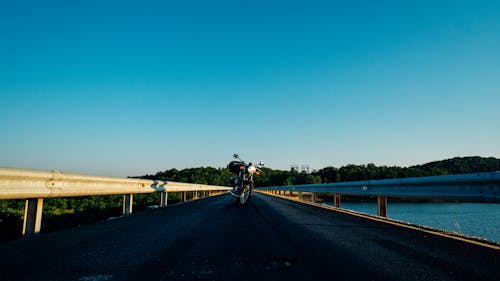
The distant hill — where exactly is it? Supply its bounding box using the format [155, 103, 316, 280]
[309, 156, 500, 184]
[412, 156, 500, 175]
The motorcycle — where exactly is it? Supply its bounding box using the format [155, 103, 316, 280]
[227, 154, 264, 206]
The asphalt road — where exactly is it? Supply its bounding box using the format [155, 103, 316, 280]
[0, 193, 498, 281]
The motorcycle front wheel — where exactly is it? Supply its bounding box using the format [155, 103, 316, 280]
[235, 182, 253, 206]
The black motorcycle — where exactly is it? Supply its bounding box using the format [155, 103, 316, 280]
[227, 154, 263, 206]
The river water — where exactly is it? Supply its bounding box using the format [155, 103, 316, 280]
[324, 202, 500, 243]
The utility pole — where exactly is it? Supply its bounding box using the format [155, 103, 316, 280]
[301, 165, 310, 173]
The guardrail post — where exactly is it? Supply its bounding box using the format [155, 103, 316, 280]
[160, 191, 168, 207]
[334, 193, 341, 208]
[123, 194, 133, 215]
[22, 198, 44, 238]
[311, 192, 317, 203]
[377, 196, 387, 217]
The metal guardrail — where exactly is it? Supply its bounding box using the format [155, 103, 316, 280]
[0, 168, 230, 199]
[258, 172, 500, 217]
[0, 167, 230, 237]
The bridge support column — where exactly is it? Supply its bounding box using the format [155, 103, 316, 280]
[298, 192, 303, 200]
[182, 192, 187, 202]
[22, 198, 44, 238]
[160, 191, 168, 207]
[334, 194, 341, 208]
[289, 191, 293, 197]
[377, 196, 387, 217]
[123, 194, 133, 215]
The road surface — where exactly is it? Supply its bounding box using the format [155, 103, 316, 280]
[0, 193, 498, 281]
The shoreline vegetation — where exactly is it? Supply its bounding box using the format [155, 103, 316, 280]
[1, 156, 499, 242]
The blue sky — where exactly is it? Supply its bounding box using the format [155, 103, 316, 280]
[1, 0, 499, 177]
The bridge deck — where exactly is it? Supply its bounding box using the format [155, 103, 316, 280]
[0, 193, 498, 281]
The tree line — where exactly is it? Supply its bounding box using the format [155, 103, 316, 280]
[140, 156, 500, 186]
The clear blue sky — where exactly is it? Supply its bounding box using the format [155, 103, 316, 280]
[1, 0, 499, 177]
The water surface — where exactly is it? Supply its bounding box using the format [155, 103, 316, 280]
[325, 202, 500, 243]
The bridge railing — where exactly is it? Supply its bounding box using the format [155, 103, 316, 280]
[0, 167, 230, 238]
[258, 172, 499, 217]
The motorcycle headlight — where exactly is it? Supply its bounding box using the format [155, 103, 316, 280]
[247, 165, 257, 174]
